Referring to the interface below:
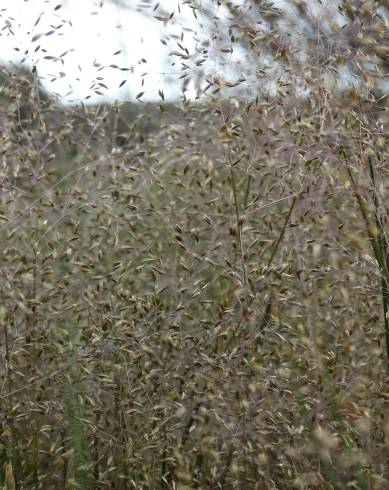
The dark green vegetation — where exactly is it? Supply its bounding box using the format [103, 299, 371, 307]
[0, 58, 389, 490]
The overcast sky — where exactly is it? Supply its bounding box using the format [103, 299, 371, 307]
[2, 0, 377, 105]
[0, 0, 210, 104]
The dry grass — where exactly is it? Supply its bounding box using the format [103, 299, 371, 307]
[0, 13, 389, 488]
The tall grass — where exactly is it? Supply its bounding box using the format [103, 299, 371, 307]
[0, 8, 389, 487]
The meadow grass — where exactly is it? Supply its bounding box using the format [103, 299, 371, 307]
[0, 67, 388, 489]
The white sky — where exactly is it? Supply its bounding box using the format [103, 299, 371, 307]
[0, 0, 210, 104]
[1, 0, 375, 105]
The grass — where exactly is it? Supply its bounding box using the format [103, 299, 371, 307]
[0, 66, 388, 489]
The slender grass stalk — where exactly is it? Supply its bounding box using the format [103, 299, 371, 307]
[224, 192, 299, 351]
[1, 308, 18, 483]
[29, 255, 39, 487]
[243, 173, 252, 213]
[367, 156, 389, 368]
[228, 143, 247, 287]
[345, 162, 389, 368]
[266, 193, 298, 270]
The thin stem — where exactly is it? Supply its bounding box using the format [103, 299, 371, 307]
[367, 157, 389, 368]
[224, 192, 299, 351]
[346, 162, 389, 368]
[243, 173, 252, 210]
[2, 310, 17, 477]
[228, 143, 247, 287]
[267, 194, 298, 270]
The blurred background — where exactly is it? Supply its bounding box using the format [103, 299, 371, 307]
[0, 0, 226, 104]
[3, 0, 388, 106]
